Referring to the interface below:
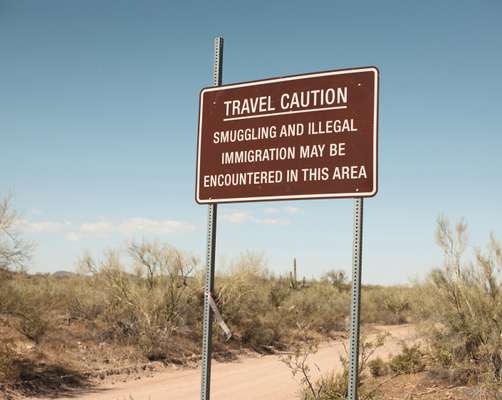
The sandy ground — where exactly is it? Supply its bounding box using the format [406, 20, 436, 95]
[36, 325, 417, 400]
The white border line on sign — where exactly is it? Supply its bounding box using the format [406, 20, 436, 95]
[223, 105, 348, 122]
[196, 66, 379, 204]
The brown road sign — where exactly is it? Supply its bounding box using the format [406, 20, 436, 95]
[196, 67, 379, 204]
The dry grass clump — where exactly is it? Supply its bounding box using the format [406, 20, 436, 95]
[215, 255, 352, 350]
[283, 283, 350, 334]
[0, 195, 33, 272]
[215, 252, 284, 349]
[0, 341, 20, 381]
[367, 344, 426, 378]
[415, 216, 502, 386]
[299, 371, 349, 400]
[75, 242, 201, 361]
[362, 286, 413, 325]
[293, 338, 428, 400]
[213, 254, 409, 350]
[367, 357, 389, 377]
[0, 274, 58, 344]
[280, 331, 348, 400]
[388, 344, 425, 375]
[285, 332, 389, 400]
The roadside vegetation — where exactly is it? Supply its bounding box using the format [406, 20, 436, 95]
[290, 216, 501, 399]
[0, 197, 414, 395]
[1, 196, 500, 399]
[0, 245, 414, 381]
[417, 216, 502, 389]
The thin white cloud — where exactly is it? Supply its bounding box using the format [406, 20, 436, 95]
[222, 211, 289, 225]
[16, 216, 194, 240]
[80, 221, 114, 234]
[117, 218, 194, 235]
[65, 232, 81, 241]
[76, 218, 194, 237]
[222, 211, 251, 224]
[284, 206, 303, 214]
[262, 206, 303, 215]
[254, 217, 288, 225]
[18, 220, 69, 233]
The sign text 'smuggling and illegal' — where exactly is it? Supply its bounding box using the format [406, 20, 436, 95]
[196, 67, 379, 203]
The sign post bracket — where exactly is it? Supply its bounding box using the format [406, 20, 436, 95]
[200, 36, 223, 400]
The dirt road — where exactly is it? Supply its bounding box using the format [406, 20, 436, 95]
[40, 325, 417, 400]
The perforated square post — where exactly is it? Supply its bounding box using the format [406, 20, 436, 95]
[348, 198, 364, 400]
[200, 36, 223, 400]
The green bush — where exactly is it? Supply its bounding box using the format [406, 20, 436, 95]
[0, 341, 19, 381]
[77, 244, 200, 359]
[299, 371, 348, 400]
[362, 286, 413, 325]
[414, 217, 502, 385]
[283, 283, 350, 334]
[216, 252, 286, 348]
[0, 275, 55, 343]
[0, 195, 33, 272]
[388, 344, 425, 375]
[67, 282, 106, 321]
[368, 357, 389, 377]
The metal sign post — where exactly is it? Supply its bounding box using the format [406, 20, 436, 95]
[197, 38, 377, 400]
[200, 36, 223, 400]
[348, 197, 364, 400]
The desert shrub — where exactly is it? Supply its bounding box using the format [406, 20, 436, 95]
[0, 195, 33, 272]
[0, 198, 51, 342]
[283, 330, 388, 400]
[299, 368, 382, 400]
[67, 282, 106, 321]
[388, 344, 425, 374]
[283, 283, 350, 334]
[78, 243, 200, 360]
[0, 341, 19, 381]
[321, 269, 349, 291]
[280, 333, 346, 400]
[368, 357, 389, 377]
[415, 216, 502, 385]
[17, 312, 49, 343]
[362, 286, 413, 325]
[299, 371, 348, 400]
[269, 277, 291, 307]
[0, 275, 56, 343]
[216, 252, 284, 348]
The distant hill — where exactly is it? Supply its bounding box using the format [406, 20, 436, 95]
[52, 270, 75, 278]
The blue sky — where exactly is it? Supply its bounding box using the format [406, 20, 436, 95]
[1, 1, 501, 284]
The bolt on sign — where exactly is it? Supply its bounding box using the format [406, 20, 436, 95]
[196, 67, 379, 203]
